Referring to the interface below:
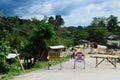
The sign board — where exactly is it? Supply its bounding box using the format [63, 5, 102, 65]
[48, 45, 65, 60]
[75, 52, 84, 61]
[48, 51, 60, 60]
[74, 52, 85, 69]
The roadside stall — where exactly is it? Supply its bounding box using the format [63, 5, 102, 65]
[90, 54, 120, 69]
[47, 45, 65, 70]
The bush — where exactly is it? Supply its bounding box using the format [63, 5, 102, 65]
[0, 52, 10, 74]
[34, 61, 47, 69]
[0, 62, 10, 74]
[9, 61, 21, 75]
[0, 41, 11, 74]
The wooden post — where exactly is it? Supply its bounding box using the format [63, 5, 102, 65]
[73, 59, 76, 69]
[48, 60, 50, 70]
[95, 57, 98, 68]
[14, 49, 24, 71]
[60, 49, 62, 70]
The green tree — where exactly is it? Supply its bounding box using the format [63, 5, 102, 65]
[107, 15, 119, 32]
[87, 25, 110, 44]
[91, 17, 107, 27]
[48, 16, 54, 25]
[0, 41, 11, 73]
[74, 27, 88, 45]
[54, 15, 64, 30]
[27, 21, 55, 61]
[91, 15, 120, 33]
[48, 15, 64, 30]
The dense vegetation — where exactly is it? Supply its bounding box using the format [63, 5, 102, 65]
[0, 15, 120, 75]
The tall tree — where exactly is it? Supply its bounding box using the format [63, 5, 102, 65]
[27, 21, 55, 61]
[74, 27, 88, 45]
[107, 15, 119, 32]
[91, 17, 107, 27]
[54, 15, 64, 30]
[48, 15, 64, 30]
[90, 15, 120, 35]
[87, 25, 110, 44]
[48, 16, 54, 25]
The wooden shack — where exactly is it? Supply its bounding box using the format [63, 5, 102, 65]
[47, 45, 65, 70]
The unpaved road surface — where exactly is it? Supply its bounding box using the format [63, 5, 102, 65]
[12, 55, 120, 80]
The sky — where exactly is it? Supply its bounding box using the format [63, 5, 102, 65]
[0, 0, 120, 27]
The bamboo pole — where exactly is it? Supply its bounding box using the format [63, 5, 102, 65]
[14, 49, 24, 71]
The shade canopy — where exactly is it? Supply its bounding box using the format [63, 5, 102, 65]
[98, 45, 107, 49]
[108, 35, 119, 40]
[6, 53, 19, 59]
[49, 45, 65, 50]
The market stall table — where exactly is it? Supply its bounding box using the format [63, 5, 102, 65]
[90, 54, 120, 68]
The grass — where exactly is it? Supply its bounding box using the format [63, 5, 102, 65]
[0, 75, 2, 79]
[0, 54, 70, 80]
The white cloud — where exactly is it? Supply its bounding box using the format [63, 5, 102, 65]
[64, 0, 120, 26]
[13, 0, 120, 26]
[14, 2, 53, 15]
[28, 2, 52, 15]
[21, 14, 44, 20]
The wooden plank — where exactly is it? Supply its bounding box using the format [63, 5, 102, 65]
[90, 54, 120, 68]
[96, 58, 105, 68]
[90, 54, 120, 59]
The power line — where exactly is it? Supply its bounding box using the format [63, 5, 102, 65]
[0, 19, 33, 35]
[0, 22, 32, 35]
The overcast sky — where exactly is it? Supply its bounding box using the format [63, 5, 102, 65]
[0, 0, 120, 27]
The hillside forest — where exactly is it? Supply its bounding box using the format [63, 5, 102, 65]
[0, 15, 120, 74]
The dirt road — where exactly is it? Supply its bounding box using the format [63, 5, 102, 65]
[12, 55, 120, 80]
